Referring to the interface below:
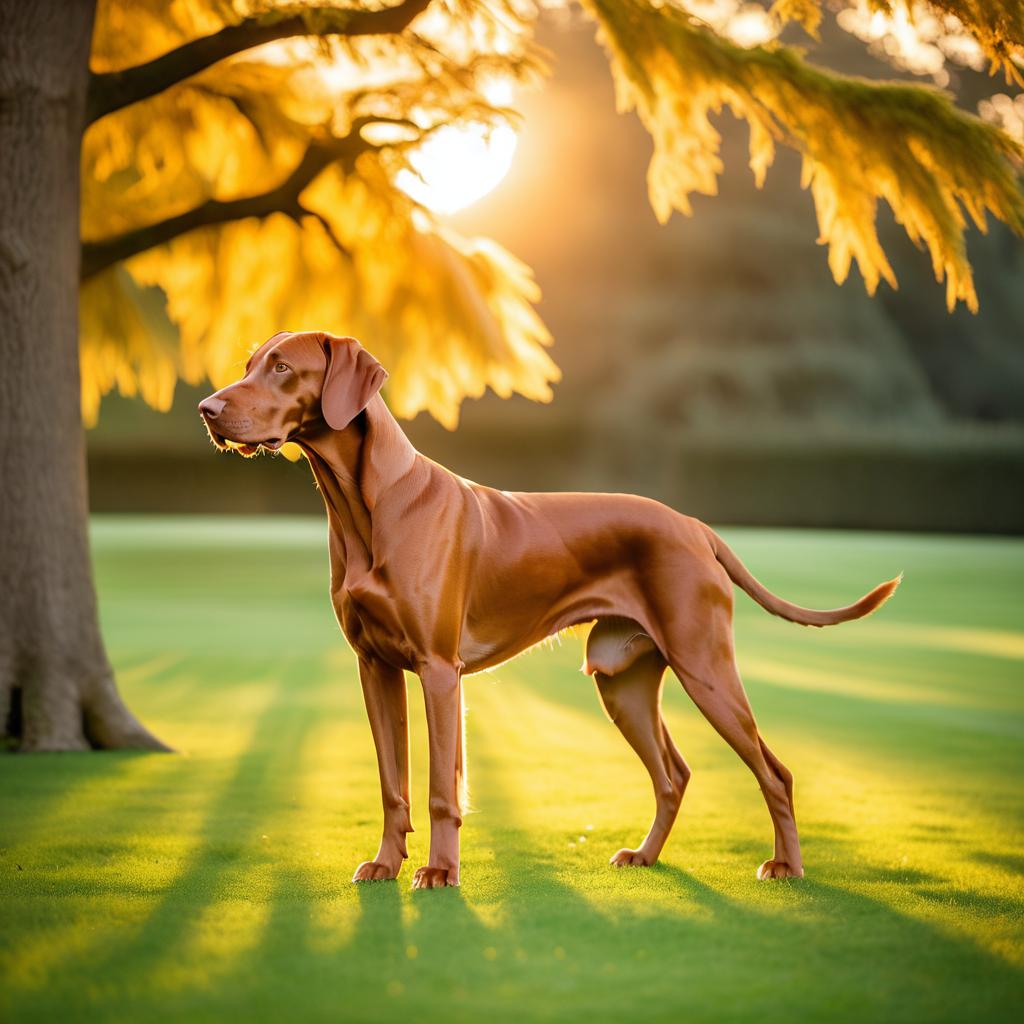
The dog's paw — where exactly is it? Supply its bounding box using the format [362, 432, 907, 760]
[757, 859, 804, 880]
[352, 860, 400, 882]
[411, 865, 459, 889]
[610, 848, 655, 868]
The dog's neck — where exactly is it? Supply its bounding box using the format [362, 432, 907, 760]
[298, 395, 418, 581]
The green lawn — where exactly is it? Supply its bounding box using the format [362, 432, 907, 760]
[2, 518, 1023, 1022]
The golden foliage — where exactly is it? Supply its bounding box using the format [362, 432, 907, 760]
[583, 0, 1024, 310]
[772, 1, 1024, 81]
[770, 0, 822, 38]
[83, 63, 312, 244]
[81, 0, 1024, 425]
[80, 269, 179, 425]
[83, 0, 555, 427]
[878, 1, 1024, 82]
[90, 0, 536, 74]
[122, 163, 556, 428]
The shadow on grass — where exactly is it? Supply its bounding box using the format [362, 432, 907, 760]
[444, 706, 1024, 1024]
[2, 750, 160, 854]
[3, 657, 326, 1012]
[973, 850, 1024, 876]
[5, 663, 1023, 1024]
[507, 645, 1024, 781]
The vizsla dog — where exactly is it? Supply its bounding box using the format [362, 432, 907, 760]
[199, 330, 899, 888]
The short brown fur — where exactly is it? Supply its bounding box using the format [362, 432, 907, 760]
[200, 331, 900, 887]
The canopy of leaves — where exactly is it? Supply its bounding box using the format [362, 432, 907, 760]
[82, 0, 556, 427]
[582, 0, 1024, 311]
[774, 0, 1024, 81]
[81, 0, 1024, 426]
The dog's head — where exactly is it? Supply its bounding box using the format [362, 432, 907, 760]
[198, 331, 388, 455]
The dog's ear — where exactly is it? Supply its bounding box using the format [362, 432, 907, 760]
[320, 334, 388, 430]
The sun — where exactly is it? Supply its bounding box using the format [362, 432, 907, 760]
[303, 47, 519, 216]
[396, 122, 517, 215]
[396, 82, 518, 215]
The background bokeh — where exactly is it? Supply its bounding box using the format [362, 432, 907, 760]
[86, 9, 1024, 532]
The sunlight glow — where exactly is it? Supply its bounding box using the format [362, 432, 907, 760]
[685, 1, 778, 49]
[836, 0, 986, 86]
[396, 82, 518, 215]
[979, 92, 1024, 142]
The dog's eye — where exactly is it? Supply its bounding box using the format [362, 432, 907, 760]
[274, 363, 289, 373]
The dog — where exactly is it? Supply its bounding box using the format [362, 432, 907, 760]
[199, 330, 899, 888]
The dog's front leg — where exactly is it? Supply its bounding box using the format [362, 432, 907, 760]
[411, 660, 463, 889]
[352, 657, 413, 882]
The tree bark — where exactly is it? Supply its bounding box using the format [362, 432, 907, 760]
[0, 0, 168, 752]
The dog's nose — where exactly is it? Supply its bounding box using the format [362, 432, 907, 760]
[199, 396, 226, 418]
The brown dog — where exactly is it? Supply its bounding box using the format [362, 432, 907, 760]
[199, 330, 899, 888]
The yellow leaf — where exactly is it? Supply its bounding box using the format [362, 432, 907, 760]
[583, 0, 1024, 310]
[79, 267, 179, 425]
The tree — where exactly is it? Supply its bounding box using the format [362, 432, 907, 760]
[1, 0, 1021, 752]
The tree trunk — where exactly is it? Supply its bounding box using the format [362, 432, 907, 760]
[0, 0, 168, 752]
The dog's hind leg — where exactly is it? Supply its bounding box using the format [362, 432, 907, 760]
[673, 659, 802, 878]
[754, 736, 800, 879]
[586, 618, 690, 867]
[656, 586, 804, 879]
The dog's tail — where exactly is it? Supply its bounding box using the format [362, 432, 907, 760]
[702, 526, 901, 628]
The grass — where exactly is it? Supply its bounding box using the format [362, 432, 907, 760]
[2, 518, 1023, 1023]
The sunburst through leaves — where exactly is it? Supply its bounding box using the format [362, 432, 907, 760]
[79, 0, 1024, 427]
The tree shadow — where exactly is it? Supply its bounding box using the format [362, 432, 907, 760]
[6, 652, 1023, 1024]
[973, 850, 1024, 877]
[4, 656, 326, 1013]
[2, 749, 158, 852]
[428, 709, 1024, 1024]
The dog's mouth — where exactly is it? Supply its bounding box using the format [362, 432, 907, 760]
[202, 417, 287, 457]
[224, 436, 286, 457]
[233, 438, 283, 456]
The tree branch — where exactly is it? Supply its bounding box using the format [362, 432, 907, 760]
[80, 133, 371, 280]
[86, 0, 434, 125]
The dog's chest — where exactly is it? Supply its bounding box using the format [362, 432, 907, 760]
[335, 574, 419, 669]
